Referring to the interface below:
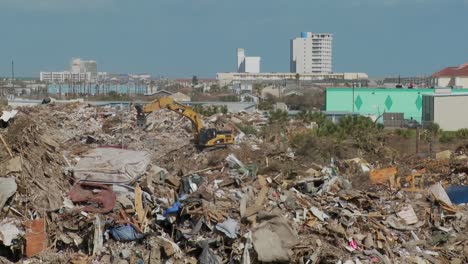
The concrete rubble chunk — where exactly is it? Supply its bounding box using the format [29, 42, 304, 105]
[0, 156, 22, 175]
[0, 110, 18, 123]
[0, 219, 23, 246]
[397, 204, 418, 225]
[436, 150, 452, 161]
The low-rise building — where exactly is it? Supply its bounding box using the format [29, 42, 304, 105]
[240, 94, 259, 103]
[274, 102, 288, 111]
[433, 63, 468, 88]
[232, 83, 253, 94]
[40, 71, 91, 83]
[261, 85, 282, 98]
[422, 91, 468, 131]
[217, 72, 368, 86]
[326, 87, 468, 123]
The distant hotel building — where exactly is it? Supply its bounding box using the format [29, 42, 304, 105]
[217, 72, 368, 86]
[39, 72, 91, 83]
[237, 48, 261, 73]
[40, 58, 98, 83]
[290, 32, 333, 74]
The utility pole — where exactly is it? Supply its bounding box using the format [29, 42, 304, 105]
[415, 127, 420, 155]
[11, 60, 15, 93]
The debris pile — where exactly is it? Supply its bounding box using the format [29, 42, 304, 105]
[0, 103, 466, 263]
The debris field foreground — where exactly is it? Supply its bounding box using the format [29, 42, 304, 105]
[0, 103, 467, 264]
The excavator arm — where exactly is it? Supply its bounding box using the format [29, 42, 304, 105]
[135, 97, 234, 148]
[136, 97, 203, 134]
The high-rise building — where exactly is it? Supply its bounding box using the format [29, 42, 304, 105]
[70, 58, 98, 80]
[237, 48, 261, 73]
[290, 32, 333, 74]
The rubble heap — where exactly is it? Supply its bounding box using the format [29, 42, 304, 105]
[0, 103, 466, 264]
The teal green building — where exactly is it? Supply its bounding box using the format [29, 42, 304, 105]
[325, 88, 468, 122]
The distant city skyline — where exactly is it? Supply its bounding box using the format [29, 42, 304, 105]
[0, 0, 467, 78]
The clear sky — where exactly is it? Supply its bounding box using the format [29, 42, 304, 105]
[0, 0, 467, 78]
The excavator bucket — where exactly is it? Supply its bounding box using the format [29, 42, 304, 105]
[135, 104, 147, 128]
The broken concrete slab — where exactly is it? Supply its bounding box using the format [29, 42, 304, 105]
[252, 228, 290, 262]
[252, 212, 299, 262]
[0, 177, 17, 208]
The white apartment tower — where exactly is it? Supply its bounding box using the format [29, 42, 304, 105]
[290, 32, 333, 74]
[237, 48, 261, 73]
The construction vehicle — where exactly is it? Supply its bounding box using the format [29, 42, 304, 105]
[135, 97, 234, 148]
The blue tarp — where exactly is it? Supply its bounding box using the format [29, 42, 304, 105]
[446, 185, 468, 204]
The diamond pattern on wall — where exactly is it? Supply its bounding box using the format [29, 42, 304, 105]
[385, 95, 393, 110]
[415, 95, 422, 110]
[355, 95, 363, 110]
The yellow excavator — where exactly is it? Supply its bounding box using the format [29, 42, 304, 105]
[135, 97, 234, 148]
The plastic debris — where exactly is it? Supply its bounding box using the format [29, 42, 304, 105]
[445, 185, 468, 204]
[110, 224, 145, 241]
[164, 201, 182, 217]
[198, 241, 221, 264]
[215, 218, 239, 239]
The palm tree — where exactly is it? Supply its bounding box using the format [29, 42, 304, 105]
[295, 73, 300, 89]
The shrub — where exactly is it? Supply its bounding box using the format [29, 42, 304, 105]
[439, 131, 456, 143]
[395, 129, 416, 139]
[456, 128, 468, 139]
[336, 115, 378, 142]
[219, 95, 239, 102]
[236, 124, 258, 136]
[290, 131, 319, 156]
[425, 122, 440, 136]
[220, 105, 228, 114]
[268, 109, 288, 124]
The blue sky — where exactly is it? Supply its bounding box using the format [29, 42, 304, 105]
[0, 0, 467, 78]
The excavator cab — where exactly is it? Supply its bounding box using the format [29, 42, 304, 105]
[199, 128, 234, 147]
